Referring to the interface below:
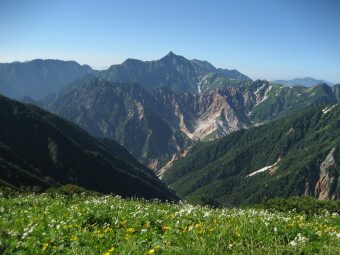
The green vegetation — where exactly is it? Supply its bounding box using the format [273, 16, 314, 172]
[0, 94, 177, 201]
[163, 105, 340, 206]
[47, 78, 193, 164]
[1, 192, 339, 254]
[249, 83, 338, 123]
[258, 196, 340, 215]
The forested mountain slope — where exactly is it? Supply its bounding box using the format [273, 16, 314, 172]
[163, 104, 340, 206]
[0, 94, 177, 201]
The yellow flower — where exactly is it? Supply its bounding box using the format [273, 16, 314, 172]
[147, 249, 155, 254]
[126, 228, 136, 233]
[99, 234, 104, 238]
[166, 214, 175, 219]
[70, 235, 78, 241]
[42, 243, 49, 251]
[103, 253, 110, 255]
[109, 248, 115, 252]
[162, 226, 170, 230]
[236, 232, 241, 237]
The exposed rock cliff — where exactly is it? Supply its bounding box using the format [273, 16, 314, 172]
[314, 148, 338, 200]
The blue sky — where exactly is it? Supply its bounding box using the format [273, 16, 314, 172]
[1, 0, 339, 83]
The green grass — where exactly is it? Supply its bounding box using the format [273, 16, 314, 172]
[0, 193, 339, 254]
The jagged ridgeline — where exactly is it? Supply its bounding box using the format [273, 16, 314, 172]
[163, 104, 340, 206]
[0, 94, 178, 201]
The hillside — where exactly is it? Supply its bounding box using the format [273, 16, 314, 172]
[0, 94, 177, 201]
[0, 59, 94, 100]
[163, 104, 340, 206]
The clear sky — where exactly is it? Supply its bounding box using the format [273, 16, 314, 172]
[1, 0, 339, 83]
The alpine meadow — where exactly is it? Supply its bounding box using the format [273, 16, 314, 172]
[1, 1, 340, 254]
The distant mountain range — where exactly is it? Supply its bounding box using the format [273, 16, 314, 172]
[0, 94, 177, 200]
[0, 59, 95, 100]
[0, 53, 252, 101]
[272, 77, 333, 87]
[163, 104, 340, 206]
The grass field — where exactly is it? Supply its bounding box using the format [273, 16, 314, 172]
[1, 193, 339, 254]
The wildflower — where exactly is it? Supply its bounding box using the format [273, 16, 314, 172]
[70, 235, 78, 241]
[235, 232, 241, 237]
[166, 214, 175, 219]
[42, 243, 49, 250]
[289, 240, 297, 246]
[126, 228, 136, 233]
[104, 227, 112, 233]
[109, 248, 115, 252]
[147, 249, 155, 254]
[162, 226, 170, 230]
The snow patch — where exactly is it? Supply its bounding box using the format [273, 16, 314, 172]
[247, 160, 279, 177]
[197, 74, 210, 93]
[254, 84, 265, 94]
[264, 86, 272, 95]
[322, 104, 337, 114]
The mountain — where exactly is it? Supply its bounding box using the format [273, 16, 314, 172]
[46, 78, 267, 167]
[0, 59, 94, 100]
[272, 77, 332, 87]
[0, 94, 177, 201]
[249, 82, 339, 123]
[163, 104, 340, 206]
[47, 78, 194, 167]
[47, 78, 340, 169]
[99, 52, 251, 94]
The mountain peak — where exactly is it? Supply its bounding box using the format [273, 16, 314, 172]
[162, 51, 182, 60]
[166, 51, 175, 56]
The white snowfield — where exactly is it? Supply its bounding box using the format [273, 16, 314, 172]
[247, 161, 278, 177]
[322, 104, 337, 114]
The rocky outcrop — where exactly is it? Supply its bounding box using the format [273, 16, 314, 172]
[314, 148, 338, 200]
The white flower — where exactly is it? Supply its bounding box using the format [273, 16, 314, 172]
[289, 240, 297, 246]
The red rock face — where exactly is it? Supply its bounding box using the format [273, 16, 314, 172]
[151, 85, 268, 141]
